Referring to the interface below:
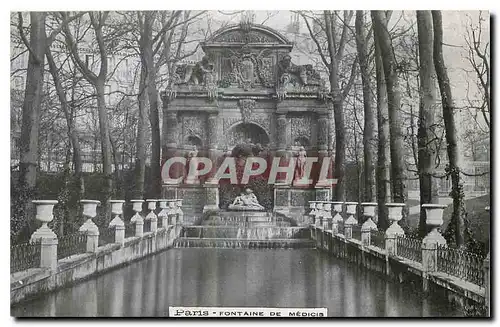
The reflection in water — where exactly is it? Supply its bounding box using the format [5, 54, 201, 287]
[11, 249, 462, 317]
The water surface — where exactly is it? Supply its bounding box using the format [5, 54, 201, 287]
[12, 248, 461, 317]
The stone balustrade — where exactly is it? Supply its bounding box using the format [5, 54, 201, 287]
[11, 198, 185, 276]
[308, 201, 489, 316]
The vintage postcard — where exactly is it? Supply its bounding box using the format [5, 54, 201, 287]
[9, 10, 490, 318]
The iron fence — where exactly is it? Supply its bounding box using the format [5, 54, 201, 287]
[352, 225, 362, 241]
[143, 220, 151, 233]
[98, 227, 115, 246]
[10, 240, 41, 273]
[125, 222, 135, 238]
[57, 232, 87, 260]
[396, 236, 422, 263]
[370, 230, 386, 249]
[437, 245, 485, 286]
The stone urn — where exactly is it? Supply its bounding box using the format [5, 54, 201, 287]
[158, 200, 169, 227]
[385, 203, 406, 236]
[145, 199, 158, 220]
[361, 202, 378, 231]
[167, 199, 177, 225]
[331, 202, 343, 223]
[175, 199, 184, 224]
[130, 200, 144, 223]
[315, 202, 324, 226]
[30, 200, 58, 242]
[422, 204, 448, 245]
[344, 202, 358, 225]
[79, 200, 101, 234]
[109, 200, 125, 227]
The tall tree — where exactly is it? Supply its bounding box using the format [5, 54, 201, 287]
[14, 12, 47, 241]
[62, 11, 113, 205]
[372, 12, 391, 230]
[432, 10, 465, 247]
[355, 10, 376, 203]
[416, 10, 439, 237]
[301, 10, 358, 201]
[372, 10, 408, 224]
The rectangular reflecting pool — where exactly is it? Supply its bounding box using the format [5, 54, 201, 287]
[11, 248, 462, 317]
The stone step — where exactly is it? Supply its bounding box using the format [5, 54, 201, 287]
[173, 238, 315, 249]
[181, 226, 310, 239]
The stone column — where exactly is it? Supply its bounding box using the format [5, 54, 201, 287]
[331, 202, 343, 234]
[146, 199, 158, 232]
[276, 113, 287, 155]
[385, 203, 405, 255]
[344, 202, 357, 239]
[317, 113, 329, 157]
[158, 200, 169, 228]
[361, 203, 378, 247]
[30, 200, 58, 271]
[421, 204, 448, 292]
[130, 200, 144, 237]
[308, 201, 317, 226]
[203, 180, 219, 213]
[109, 200, 125, 245]
[79, 200, 101, 253]
[274, 183, 291, 215]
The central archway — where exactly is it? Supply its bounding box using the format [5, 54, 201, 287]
[225, 122, 270, 150]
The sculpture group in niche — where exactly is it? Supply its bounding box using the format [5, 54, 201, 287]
[174, 56, 216, 85]
[229, 188, 265, 211]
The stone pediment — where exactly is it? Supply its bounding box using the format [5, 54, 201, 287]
[202, 24, 293, 48]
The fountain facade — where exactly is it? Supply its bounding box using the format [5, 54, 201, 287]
[161, 22, 333, 224]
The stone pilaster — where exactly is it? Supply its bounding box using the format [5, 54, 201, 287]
[203, 181, 220, 213]
[274, 183, 291, 215]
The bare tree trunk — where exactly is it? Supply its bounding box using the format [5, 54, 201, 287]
[373, 12, 391, 230]
[355, 10, 376, 202]
[135, 64, 148, 199]
[432, 10, 465, 247]
[372, 10, 408, 225]
[15, 12, 46, 240]
[417, 11, 439, 238]
[62, 12, 113, 207]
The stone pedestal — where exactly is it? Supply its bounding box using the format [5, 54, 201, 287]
[40, 237, 58, 271]
[130, 200, 144, 237]
[203, 182, 220, 213]
[385, 203, 406, 255]
[331, 202, 343, 234]
[158, 200, 169, 228]
[30, 200, 59, 270]
[274, 183, 291, 215]
[308, 201, 318, 226]
[109, 200, 126, 245]
[421, 204, 448, 275]
[79, 200, 101, 252]
[146, 199, 158, 232]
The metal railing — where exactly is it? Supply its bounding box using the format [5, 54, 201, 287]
[10, 240, 41, 273]
[437, 245, 485, 286]
[370, 230, 385, 249]
[352, 225, 362, 241]
[98, 227, 115, 246]
[125, 222, 135, 238]
[57, 232, 87, 260]
[396, 236, 422, 263]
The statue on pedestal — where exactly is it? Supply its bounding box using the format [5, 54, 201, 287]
[294, 146, 307, 183]
[228, 188, 265, 211]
